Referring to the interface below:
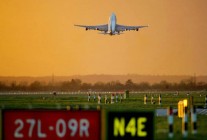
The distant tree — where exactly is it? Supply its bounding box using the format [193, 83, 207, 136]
[93, 82, 105, 91]
[81, 83, 92, 91]
[1, 77, 207, 92]
[46, 82, 55, 91]
[0, 81, 7, 91]
[18, 81, 28, 91]
[113, 81, 124, 91]
[29, 81, 42, 91]
[11, 81, 17, 90]
[125, 79, 134, 90]
[196, 82, 207, 90]
[138, 82, 150, 90]
[159, 80, 171, 90]
[59, 79, 82, 91]
[178, 80, 186, 90]
[105, 82, 115, 91]
[70, 79, 82, 91]
[178, 78, 195, 90]
[60, 81, 71, 91]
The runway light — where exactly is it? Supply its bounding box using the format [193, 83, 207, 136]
[183, 99, 188, 107]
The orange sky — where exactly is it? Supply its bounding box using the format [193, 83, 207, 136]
[0, 0, 207, 76]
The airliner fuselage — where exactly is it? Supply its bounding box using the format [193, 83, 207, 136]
[108, 13, 117, 35]
[75, 13, 148, 35]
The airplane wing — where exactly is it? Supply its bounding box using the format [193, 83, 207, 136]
[116, 24, 148, 32]
[74, 24, 108, 31]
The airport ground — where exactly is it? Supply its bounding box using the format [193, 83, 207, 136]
[0, 91, 207, 139]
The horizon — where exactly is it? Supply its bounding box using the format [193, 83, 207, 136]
[1, 0, 207, 76]
[1, 74, 207, 85]
[1, 73, 207, 77]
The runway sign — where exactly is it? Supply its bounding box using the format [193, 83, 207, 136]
[3, 110, 100, 140]
[107, 111, 154, 140]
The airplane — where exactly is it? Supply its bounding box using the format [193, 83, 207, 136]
[74, 13, 148, 35]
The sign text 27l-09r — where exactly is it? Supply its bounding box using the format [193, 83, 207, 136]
[3, 110, 100, 140]
[107, 111, 154, 140]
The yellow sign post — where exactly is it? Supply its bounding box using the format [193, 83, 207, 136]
[178, 99, 188, 118]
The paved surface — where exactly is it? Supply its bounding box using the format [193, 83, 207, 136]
[156, 108, 207, 116]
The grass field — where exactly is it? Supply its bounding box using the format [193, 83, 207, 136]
[0, 91, 207, 139]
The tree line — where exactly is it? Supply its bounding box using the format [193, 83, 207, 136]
[0, 78, 207, 92]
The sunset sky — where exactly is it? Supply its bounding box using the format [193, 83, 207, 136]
[0, 0, 207, 76]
